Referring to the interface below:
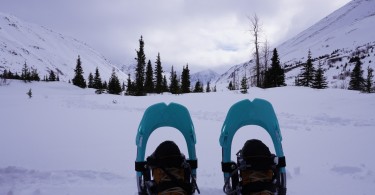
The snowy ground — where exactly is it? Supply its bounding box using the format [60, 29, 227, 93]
[0, 80, 375, 194]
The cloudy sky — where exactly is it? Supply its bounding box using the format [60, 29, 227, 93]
[1, 0, 351, 71]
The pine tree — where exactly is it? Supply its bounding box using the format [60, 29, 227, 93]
[206, 81, 211, 93]
[299, 50, 315, 87]
[154, 53, 164, 94]
[87, 72, 94, 88]
[102, 81, 108, 90]
[93, 67, 102, 90]
[193, 80, 203, 93]
[181, 64, 191, 93]
[169, 66, 180, 94]
[26, 88, 32, 98]
[48, 70, 56, 81]
[264, 48, 285, 88]
[348, 57, 364, 91]
[312, 61, 328, 89]
[363, 66, 373, 93]
[134, 36, 146, 96]
[240, 76, 248, 94]
[144, 60, 154, 93]
[72, 55, 87, 88]
[108, 69, 122, 95]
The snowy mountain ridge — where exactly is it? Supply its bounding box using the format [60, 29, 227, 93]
[215, 0, 375, 89]
[0, 12, 127, 82]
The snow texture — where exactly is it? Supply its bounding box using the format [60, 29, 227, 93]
[0, 80, 375, 194]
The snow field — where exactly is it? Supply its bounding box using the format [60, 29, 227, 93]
[0, 80, 375, 194]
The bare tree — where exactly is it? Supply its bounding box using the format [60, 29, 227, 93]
[249, 14, 262, 87]
[261, 39, 270, 86]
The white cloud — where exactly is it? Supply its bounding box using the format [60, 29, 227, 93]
[0, 0, 351, 71]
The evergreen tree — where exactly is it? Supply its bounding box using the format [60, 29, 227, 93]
[93, 67, 102, 89]
[30, 68, 40, 81]
[72, 55, 87, 88]
[27, 88, 32, 98]
[264, 48, 285, 88]
[126, 74, 134, 95]
[102, 81, 108, 90]
[228, 81, 234, 90]
[180, 64, 191, 93]
[108, 69, 122, 95]
[162, 75, 168, 92]
[169, 66, 180, 94]
[144, 60, 154, 93]
[87, 72, 94, 88]
[154, 53, 164, 94]
[206, 81, 211, 93]
[193, 80, 203, 93]
[240, 76, 248, 94]
[312, 61, 328, 89]
[348, 57, 364, 91]
[299, 50, 315, 87]
[134, 36, 146, 96]
[21, 62, 31, 82]
[48, 70, 56, 81]
[363, 66, 373, 93]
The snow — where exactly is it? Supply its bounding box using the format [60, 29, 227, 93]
[0, 80, 375, 194]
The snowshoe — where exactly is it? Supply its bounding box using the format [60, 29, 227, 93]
[219, 99, 287, 195]
[135, 102, 200, 195]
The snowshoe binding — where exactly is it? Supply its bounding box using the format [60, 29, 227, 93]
[135, 102, 200, 195]
[219, 99, 287, 195]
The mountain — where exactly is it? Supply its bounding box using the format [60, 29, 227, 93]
[190, 69, 220, 88]
[216, 0, 375, 89]
[0, 12, 127, 82]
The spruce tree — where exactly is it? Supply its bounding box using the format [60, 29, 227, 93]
[169, 66, 180, 94]
[181, 64, 191, 93]
[299, 50, 315, 87]
[48, 70, 56, 81]
[240, 76, 248, 94]
[312, 61, 328, 89]
[87, 72, 94, 88]
[108, 69, 122, 95]
[264, 48, 285, 88]
[102, 81, 108, 90]
[162, 75, 168, 92]
[228, 81, 233, 90]
[154, 53, 164, 94]
[134, 36, 146, 96]
[363, 66, 373, 93]
[21, 62, 31, 82]
[72, 55, 87, 88]
[144, 60, 154, 93]
[193, 80, 203, 93]
[31, 68, 40, 81]
[93, 67, 102, 90]
[206, 81, 211, 93]
[348, 57, 364, 91]
[126, 74, 134, 95]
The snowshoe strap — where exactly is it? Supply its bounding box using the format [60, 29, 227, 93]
[241, 181, 276, 194]
[243, 156, 286, 170]
[147, 155, 185, 168]
[221, 161, 237, 173]
[135, 161, 147, 172]
[187, 160, 198, 169]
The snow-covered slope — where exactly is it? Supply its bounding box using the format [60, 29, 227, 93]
[190, 69, 220, 87]
[0, 13, 127, 82]
[277, 0, 375, 62]
[216, 0, 375, 89]
[1, 80, 374, 194]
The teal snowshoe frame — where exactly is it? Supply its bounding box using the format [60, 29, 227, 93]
[219, 99, 286, 194]
[135, 102, 198, 194]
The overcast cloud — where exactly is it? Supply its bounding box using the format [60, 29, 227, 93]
[0, 0, 351, 71]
